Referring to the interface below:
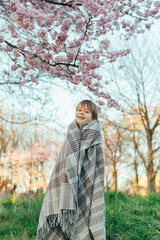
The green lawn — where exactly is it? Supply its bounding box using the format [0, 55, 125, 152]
[0, 193, 43, 240]
[0, 191, 160, 240]
[104, 191, 160, 240]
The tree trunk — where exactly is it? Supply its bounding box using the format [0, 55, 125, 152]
[112, 163, 117, 191]
[147, 170, 156, 193]
[133, 156, 139, 194]
[147, 145, 156, 192]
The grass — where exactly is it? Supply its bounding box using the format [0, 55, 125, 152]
[105, 191, 160, 240]
[0, 193, 43, 240]
[0, 191, 160, 240]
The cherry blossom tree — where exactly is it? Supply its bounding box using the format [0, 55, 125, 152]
[0, 0, 160, 108]
[0, 142, 61, 194]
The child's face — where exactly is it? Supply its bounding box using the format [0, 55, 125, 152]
[75, 104, 93, 126]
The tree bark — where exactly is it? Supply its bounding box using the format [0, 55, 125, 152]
[112, 163, 117, 191]
[146, 172, 156, 192]
[146, 166, 156, 192]
[133, 157, 139, 194]
[147, 143, 156, 192]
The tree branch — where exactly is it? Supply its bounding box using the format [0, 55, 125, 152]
[74, 16, 92, 64]
[131, 129, 147, 169]
[152, 115, 160, 133]
[0, 115, 36, 124]
[126, 12, 149, 21]
[155, 164, 160, 175]
[4, 40, 79, 68]
[0, 81, 21, 85]
[40, 0, 82, 7]
[153, 146, 160, 154]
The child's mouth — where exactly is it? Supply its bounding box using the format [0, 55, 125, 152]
[78, 116, 85, 120]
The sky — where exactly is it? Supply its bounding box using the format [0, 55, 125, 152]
[52, 84, 78, 126]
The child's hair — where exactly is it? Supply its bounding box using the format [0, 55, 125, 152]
[76, 100, 98, 120]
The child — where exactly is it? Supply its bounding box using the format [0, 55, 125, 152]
[36, 100, 106, 240]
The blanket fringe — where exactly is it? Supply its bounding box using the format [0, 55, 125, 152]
[35, 210, 77, 240]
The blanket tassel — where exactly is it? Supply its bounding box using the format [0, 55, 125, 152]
[35, 210, 77, 240]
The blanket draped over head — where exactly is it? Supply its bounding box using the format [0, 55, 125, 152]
[36, 120, 106, 240]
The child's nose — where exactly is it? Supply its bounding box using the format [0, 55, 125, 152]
[81, 110, 85, 114]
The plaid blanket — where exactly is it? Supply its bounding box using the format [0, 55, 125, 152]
[36, 120, 106, 240]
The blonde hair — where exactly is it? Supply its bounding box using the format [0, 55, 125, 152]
[76, 100, 98, 120]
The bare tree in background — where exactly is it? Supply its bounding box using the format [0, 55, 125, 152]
[102, 118, 129, 192]
[123, 106, 160, 193]
[108, 33, 160, 193]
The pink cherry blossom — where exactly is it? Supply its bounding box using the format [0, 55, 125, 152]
[56, 32, 68, 44]
[34, 45, 43, 52]
[11, 64, 19, 71]
[26, 39, 34, 48]
[145, 24, 151, 29]
[44, 53, 52, 61]
[30, 75, 38, 85]
[20, 70, 26, 77]
[13, 49, 20, 58]
[0, 0, 159, 110]
[37, 29, 48, 40]
[24, 64, 30, 71]
[8, 24, 16, 32]
[17, 40, 25, 50]
[61, 19, 72, 32]
[12, 32, 19, 38]
[19, 80, 26, 86]
[0, 36, 4, 43]
[82, 79, 91, 86]
[67, 52, 74, 63]
[27, 24, 34, 31]
[98, 101, 105, 106]
[72, 76, 82, 85]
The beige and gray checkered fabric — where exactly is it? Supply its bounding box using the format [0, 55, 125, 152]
[36, 120, 106, 240]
